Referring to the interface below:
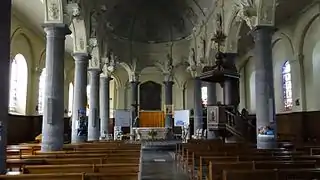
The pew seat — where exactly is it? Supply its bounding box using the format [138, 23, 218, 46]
[222, 168, 320, 180]
[22, 163, 139, 174]
[0, 172, 138, 180]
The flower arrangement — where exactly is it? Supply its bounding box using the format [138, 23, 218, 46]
[258, 126, 274, 135]
[148, 129, 158, 140]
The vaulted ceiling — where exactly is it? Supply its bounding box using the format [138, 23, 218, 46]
[103, 0, 214, 43]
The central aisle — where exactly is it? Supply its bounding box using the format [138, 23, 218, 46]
[140, 149, 188, 180]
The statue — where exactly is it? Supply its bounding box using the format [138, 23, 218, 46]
[90, 10, 98, 37]
[188, 48, 196, 66]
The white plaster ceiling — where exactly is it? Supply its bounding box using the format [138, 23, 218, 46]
[12, 0, 74, 52]
[11, 0, 314, 58]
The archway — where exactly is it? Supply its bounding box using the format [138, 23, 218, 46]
[9, 54, 28, 114]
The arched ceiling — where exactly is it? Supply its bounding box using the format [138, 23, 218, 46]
[103, 0, 214, 43]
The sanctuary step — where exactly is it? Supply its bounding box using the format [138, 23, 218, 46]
[141, 150, 188, 180]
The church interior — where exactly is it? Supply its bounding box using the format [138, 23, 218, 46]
[1, 0, 320, 179]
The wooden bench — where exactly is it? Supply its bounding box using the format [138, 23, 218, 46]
[22, 163, 139, 174]
[5, 141, 142, 179]
[222, 168, 320, 180]
[206, 161, 317, 180]
[0, 172, 138, 180]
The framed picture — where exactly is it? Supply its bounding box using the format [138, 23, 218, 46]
[164, 104, 174, 115]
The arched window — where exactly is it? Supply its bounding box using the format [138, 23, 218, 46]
[86, 85, 90, 116]
[9, 54, 28, 114]
[201, 86, 207, 106]
[38, 68, 46, 114]
[282, 61, 293, 111]
[68, 83, 74, 116]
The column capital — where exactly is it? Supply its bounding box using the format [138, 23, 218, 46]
[130, 81, 140, 85]
[88, 68, 101, 74]
[100, 75, 113, 81]
[163, 81, 174, 86]
[250, 25, 276, 41]
[72, 53, 89, 62]
[42, 23, 72, 36]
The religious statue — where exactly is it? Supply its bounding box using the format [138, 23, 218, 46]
[234, 0, 257, 29]
[199, 36, 206, 60]
[90, 10, 98, 37]
[188, 48, 196, 66]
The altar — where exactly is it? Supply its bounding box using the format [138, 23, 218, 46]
[133, 127, 168, 140]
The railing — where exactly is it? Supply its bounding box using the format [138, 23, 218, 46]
[224, 109, 255, 142]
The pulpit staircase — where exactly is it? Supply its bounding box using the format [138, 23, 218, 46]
[220, 109, 256, 143]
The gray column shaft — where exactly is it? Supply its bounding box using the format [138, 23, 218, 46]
[253, 26, 277, 149]
[88, 70, 100, 141]
[223, 81, 233, 106]
[0, 0, 11, 173]
[100, 76, 111, 137]
[193, 77, 203, 132]
[41, 24, 70, 152]
[206, 82, 218, 139]
[131, 82, 139, 127]
[223, 53, 240, 107]
[164, 81, 173, 128]
[71, 54, 88, 143]
[207, 82, 217, 106]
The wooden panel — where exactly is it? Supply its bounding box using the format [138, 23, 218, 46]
[139, 111, 164, 127]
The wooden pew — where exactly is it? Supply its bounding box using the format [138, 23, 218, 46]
[206, 161, 316, 180]
[22, 163, 139, 174]
[5, 141, 142, 180]
[222, 169, 320, 180]
[0, 172, 138, 180]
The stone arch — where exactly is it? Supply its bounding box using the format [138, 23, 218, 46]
[70, 18, 88, 53]
[271, 32, 295, 113]
[225, 10, 244, 53]
[11, 32, 34, 69]
[292, 6, 320, 111]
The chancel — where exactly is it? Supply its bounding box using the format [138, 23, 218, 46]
[1, 0, 320, 179]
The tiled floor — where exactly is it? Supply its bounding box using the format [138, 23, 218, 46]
[141, 150, 189, 180]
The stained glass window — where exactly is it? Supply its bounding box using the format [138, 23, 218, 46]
[38, 68, 46, 114]
[9, 59, 18, 112]
[9, 54, 28, 113]
[68, 83, 74, 116]
[86, 85, 90, 116]
[201, 86, 207, 105]
[282, 61, 293, 111]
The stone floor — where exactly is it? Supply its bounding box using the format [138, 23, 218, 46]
[140, 149, 189, 180]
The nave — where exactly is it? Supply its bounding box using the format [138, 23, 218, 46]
[3, 139, 320, 180]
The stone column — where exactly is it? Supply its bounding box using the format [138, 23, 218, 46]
[131, 81, 140, 128]
[0, 0, 11, 173]
[87, 69, 100, 141]
[193, 77, 203, 134]
[223, 53, 240, 107]
[41, 24, 71, 152]
[100, 75, 112, 138]
[164, 81, 174, 128]
[252, 26, 277, 149]
[206, 82, 218, 139]
[206, 82, 217, 106]
[71, 53, 89, 143]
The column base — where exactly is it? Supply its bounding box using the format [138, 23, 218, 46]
[257, 134, 277, 149]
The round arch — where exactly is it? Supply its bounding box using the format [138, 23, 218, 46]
[9, 53, 28, 114]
